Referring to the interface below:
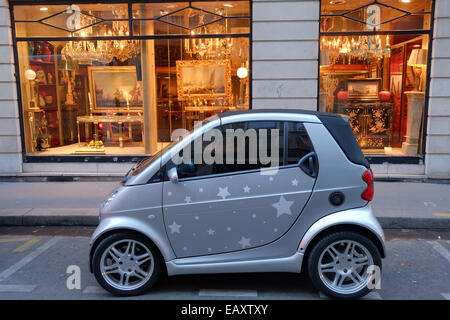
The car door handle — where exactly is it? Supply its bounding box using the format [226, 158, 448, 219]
[298, 152, 318, 178]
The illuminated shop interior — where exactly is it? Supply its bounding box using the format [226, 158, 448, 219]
[14, 1, 250, 156]
[320, 0, 433, 156]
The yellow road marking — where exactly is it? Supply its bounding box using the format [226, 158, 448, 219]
[0, 238, 31, 243]
[13, 238, 40, 253]
[433, 213, 450, 218]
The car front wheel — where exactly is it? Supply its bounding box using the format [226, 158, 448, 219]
[307, 231, 382, 299]
[92, 232, 163, 296]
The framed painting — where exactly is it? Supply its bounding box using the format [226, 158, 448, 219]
[176, 60, 232, 104]
[346, 78, 381, 100]
[88, 66, 143, 113]
[158, 75, 177, 99]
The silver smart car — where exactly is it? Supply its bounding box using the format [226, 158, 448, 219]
[89, 109, 385, 299]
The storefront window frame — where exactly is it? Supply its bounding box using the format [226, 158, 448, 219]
[317, 0, 436, 165]
[9, 0, 253, 163]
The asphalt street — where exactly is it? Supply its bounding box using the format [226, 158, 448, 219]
[0, 227, 448, 300]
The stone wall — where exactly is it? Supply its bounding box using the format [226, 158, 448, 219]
[252, 0, 319, 111]
[427, 0, 450, 178]
[0, 0, 21, 173]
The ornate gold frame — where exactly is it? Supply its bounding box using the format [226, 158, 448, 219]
[176, 60, 232, 105]
[88, 66, 142, 113]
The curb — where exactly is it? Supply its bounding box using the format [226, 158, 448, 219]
[0, 210, 448, 229]
[0, 208, 99, 227]
[0, 214, 99, 226]
[377, 217, 450, 229]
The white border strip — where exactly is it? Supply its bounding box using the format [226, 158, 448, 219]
[0, 284, 36, 292]
[319, 291, 382, 300]
[0, 237, 61, 282]
[82, 286, 105, 294]
[199, 289, 258, 297]
[428, 241, 450, 263]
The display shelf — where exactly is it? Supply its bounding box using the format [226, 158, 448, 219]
[29, 41, 60, 147]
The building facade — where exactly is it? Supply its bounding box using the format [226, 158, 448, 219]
[0, 0, 449, 179]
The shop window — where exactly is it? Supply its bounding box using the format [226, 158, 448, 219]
[14, 4, 131, 38]
[132, 1, 250, 36]
[13, 1, 250, 157]
[319, 0, 433, 156]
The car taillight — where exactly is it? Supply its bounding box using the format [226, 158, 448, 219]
[361, 168, 374, 201]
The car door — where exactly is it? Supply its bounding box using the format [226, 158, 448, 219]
[162, 121, 317, 258]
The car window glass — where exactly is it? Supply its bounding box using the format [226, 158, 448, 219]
[286, 122, 314, 165]
[175, 128, 221, 180]
[215, 121, 284, 175]
[173, 121, 285, 180]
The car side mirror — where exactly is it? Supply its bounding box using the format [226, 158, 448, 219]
[167, 167, 179, 184]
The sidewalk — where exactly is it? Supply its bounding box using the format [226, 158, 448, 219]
[0, 180, 448, 229]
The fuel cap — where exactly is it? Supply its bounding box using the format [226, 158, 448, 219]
[329, 191, 345, 206]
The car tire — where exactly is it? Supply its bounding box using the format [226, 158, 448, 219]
[92, 232, 163, 296]
[307, 231, 382, 300]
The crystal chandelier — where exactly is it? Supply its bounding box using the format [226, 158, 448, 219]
[321, 35, 391, 64]
[182, 7, 233, 60]
[185, 35, 233, 60]
[62, 7, 140, 65]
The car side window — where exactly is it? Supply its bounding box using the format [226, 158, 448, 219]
[171, 121, 285, 180]
[175, 130, 218, 180]
[215, 121, 284, 174]
[286, 122, 314, 165]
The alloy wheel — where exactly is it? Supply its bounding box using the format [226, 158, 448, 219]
[100, 239, 154, 291]
[318, 240, 374, 295]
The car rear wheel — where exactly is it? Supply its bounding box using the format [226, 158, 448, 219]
[307, 231, 381, 299]
[92, 232, 163, 296]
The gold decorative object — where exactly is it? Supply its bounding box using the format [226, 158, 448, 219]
[337, 102, 393, 150]
[407, 49, 428, 91]
[176, 60, 232, 106]
[24, 69, 39, 109]
[322, 74, 339, 113]
[62, 68, 76, 105]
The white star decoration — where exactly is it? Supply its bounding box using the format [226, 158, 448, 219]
[272, 195, 294, 217]
[238, 236, 251, 248]
[184, 196, 192, 203]
[168, 221, 181, 234]
[217, 186, 231, 200]
[207, 228, 215, 235]
[269, 177, 274, 182]
[199, 188, 204, 193]
[243, 185, 251, 193]
[291, 179, 299, 186]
